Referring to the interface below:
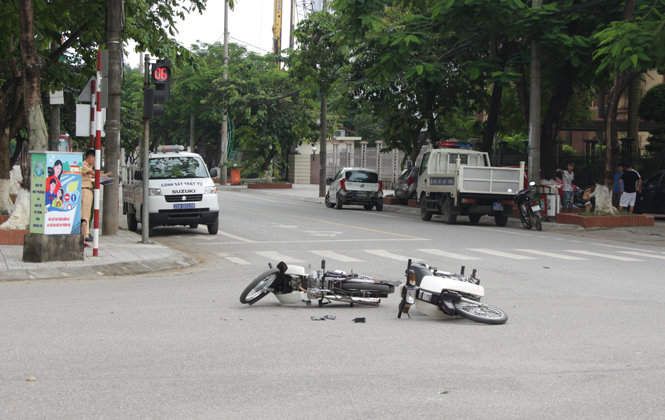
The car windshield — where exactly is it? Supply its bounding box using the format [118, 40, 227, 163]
[149, 156, 209, 179]
[345, 170, 378, 183]
[398, 169, 410, 179]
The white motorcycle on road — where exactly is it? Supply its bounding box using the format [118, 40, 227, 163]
[397, 259, 508, 325]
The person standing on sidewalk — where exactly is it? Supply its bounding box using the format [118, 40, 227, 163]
[557, 163, 575, 213]
[81, 150, 112, 246]
[619, 162, 641, 214]
[612, 163, 624, 208]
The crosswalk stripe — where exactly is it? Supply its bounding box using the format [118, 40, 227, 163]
[418, 249, 480, 260]
[365, 250, 412, 261]
[216, 252, 250, 265]
[468, 248, 537, 260]
[254, 251, 304, 263]
[617, 251, 665, 260]
[566, 250, 643, 261]
[514, 249, 587, 260]
[310, 250, 363, 262]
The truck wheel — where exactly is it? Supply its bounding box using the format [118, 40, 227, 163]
[189, 224, 199, 229]
[420, 194, 432, 221]
[363, 204, 373, 210]
[443, 196, 457, 224]
[495, 215, 509, 227]
[208, 219, 219, 234]
[375, 199, 383, 211]
[127, 207, 138, 232]
[469, 214, 481, 224]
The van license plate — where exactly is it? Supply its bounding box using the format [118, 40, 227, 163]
[493, 202, 503, 211]
[174, 203, 195, 209]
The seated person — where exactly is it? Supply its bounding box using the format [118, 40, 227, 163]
[584, 179, 600, 213]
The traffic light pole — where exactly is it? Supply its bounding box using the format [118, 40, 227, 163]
[141, 54, 151, 244]
[220, 0, 229, 186]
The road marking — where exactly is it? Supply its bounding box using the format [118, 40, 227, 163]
[618, 251, 665, 260]
[310, 250, 363, 262]
[566, 250, 644, 261]
[272, 223, 298, 228]
[468, 248, 537, 260]
[216, 230, 256, 243]
[204, 238, 428, 245]
[306, 231, 343, 237]
[589, 243, 658, 253]
[418, 249, 480, 260]
[216, 252, 250, 265]
[459, 225, 532, 236]
[255, 251, 304, 263]
[221, 203, 425, 239]
[514, 249, 587, 260]
[219, 191, 276, 202]
[365, 250, 412, 261]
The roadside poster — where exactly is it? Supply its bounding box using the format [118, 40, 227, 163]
[29, 152, 83, 235]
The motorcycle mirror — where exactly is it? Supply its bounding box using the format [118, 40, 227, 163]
[276, 261, 288, 274]
[321, 259, 326, 270]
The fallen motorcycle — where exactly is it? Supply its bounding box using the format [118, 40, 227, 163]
[240, 260, 395, 307]
[397, 259, 508, 325]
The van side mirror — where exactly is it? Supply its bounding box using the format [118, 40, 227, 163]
[210, 168, 218, 178]
[134, 170, 143, 181]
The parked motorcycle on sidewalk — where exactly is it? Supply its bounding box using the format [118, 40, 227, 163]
[514, 181, 542, 231]
[240, 260, 395, 307]
[397, 259, 508, 325]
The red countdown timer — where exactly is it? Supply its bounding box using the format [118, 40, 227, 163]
[153, 67, 169, 81]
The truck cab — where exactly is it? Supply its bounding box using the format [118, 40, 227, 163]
[122, 146, 219, 236]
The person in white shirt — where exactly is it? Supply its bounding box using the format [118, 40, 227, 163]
[556, 163, 575, 213]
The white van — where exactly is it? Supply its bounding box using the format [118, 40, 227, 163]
[122, 146, 219, 236]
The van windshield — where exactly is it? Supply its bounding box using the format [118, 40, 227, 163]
[149, 156, 209, 179]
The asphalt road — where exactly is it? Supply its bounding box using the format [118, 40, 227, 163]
[2, 190, 664, 419]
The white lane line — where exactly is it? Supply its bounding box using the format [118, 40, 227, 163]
[365, 250, 412, 261]
[216, 230, 256, 243]
[618, 251, 665, 260]
[514, 249, 587, 260]
[468, 248, 537, 260]
[590, 243, 657, 253]
[418, 249, 481, 260]
[255, 251, 304, 263]
[204, 238, 430, 245]
[566, 250, 644, 261]
[310, 250, 364, 263]
[216, 253, 250, 265]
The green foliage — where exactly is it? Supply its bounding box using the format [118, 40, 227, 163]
[638, 83, 665, 123]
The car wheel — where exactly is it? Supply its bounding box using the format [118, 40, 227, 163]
[335, 194, 343, 209]
[325, 192, 335, 208]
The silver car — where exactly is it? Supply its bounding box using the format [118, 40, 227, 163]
[325, 167, 384, 211]
[395, 167, 419, 204]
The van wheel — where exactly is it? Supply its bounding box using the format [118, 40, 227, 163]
[420, 194, 432, 221]
[208, 219, 219, 234]
[127, 207, 138, 232]
[443, 196, 457, 224]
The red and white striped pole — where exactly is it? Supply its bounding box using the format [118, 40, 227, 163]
[89, 78, 96, 149]
[93, 51, 102, 257]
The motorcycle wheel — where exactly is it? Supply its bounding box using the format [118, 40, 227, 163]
[340, 281, 392, 293]
[532, 214, 542, 231]
[519, 208, 532, 229]
[453, 301, 508, 325]
[239, 268, 280, 305]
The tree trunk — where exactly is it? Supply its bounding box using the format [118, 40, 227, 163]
[481, 83, 503, 153]
[540, 63, 580, 180]
[408, 123, 427, 164]
[1, 0, 47, 230]
[102, 0, 123, 236]
[319, 96, 327, 198]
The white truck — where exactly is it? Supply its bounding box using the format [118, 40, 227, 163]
[122, 146, 219, 236]
[417, 148, 524, 226]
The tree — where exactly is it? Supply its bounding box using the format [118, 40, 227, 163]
[291, 11, 348, 196]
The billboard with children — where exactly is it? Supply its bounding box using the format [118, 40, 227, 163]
[29, 152, 83, 235]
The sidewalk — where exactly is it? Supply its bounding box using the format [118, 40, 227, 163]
[0, 229, 198, 281]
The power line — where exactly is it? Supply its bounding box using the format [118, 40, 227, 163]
[229, 36, 273, 54]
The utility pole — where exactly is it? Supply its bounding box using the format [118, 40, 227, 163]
[319, 97, 327, 198]
[289, 0, 295, 49]
[141, 54, 151, 243]
[49, 40, 60, 152]
[528, 0, 542, 184]
[221, 0, 229, 186]
[103, 0, 122, 236]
